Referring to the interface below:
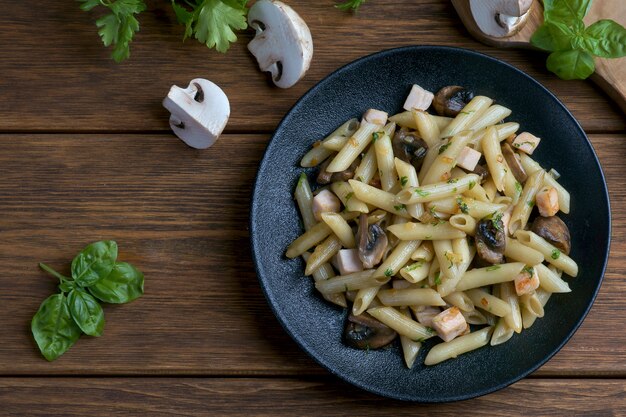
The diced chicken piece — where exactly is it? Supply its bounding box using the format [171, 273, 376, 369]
[431, 306, 467, 342]
[312, 189, 341, 222]
[536, 186, 559, 217]
[362, 108, 388, 126]
[514, 267, 540, 296]
[333, 249, 363, 275]
[509, 132, 540, 155]
[414, 305, 441, 328]
[402, 84, 435, 112]
[456, 146, 482, 171]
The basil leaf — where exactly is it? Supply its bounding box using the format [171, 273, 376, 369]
[583, 19, 626, 58]
[59, 281, 76, 293]
[531, 22, 573, 51]
[68, 288, 105, 337]
[543, 0, 591, 25]
[89, 262, 144, 304]
[546, 49, 595, 80]
[31, 293, 82, 361]
[71, 241, 118, 287]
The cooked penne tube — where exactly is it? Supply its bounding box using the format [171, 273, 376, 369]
[354, 144, 378, 185]
[382, 121, 397, 137]
[321, 212, 356, 248]
[372, 239, 421, 278]
[456, 262, 525, 291]
[367, 306, 436, 341]
[303, 119, 359, 163]
[433, 239, 457, 283]
[468, 104, 512, 131]
[503, 169, 522, 205]
[504, 236, 544, 265]
[305, 234, 343, 275]
[518, 153, 542, 175]
[388, 221, 466, 241]
[443, 291, 474, 312]
[327, 121, 380, 172]
[394, 158, 424, 220]
[399, 308, 422, 368]
[349, 179, 411, 218]
[462, 308, 487, 325]
[389, 111, 452, 131]
[330, 181, 369, 213]
[397, 174, 481, 204]
[440, 96, 493, 138]
[482, 178, 497, 202]
[286, 212, 359, 258]
[544, 174, 571, 214]
[378, 288, 446, 307]
[295, 173, 316, 231]
[427, 196, 507, 219]
[374, 133, 397, 191]
[301, 143, 334, 167]
[315, 270, 388, 294]
[437, 237, 474, 296]
[534, 263, 571, 293]
[520, 291, 544, 318]
[462, 180, 491, 203]
[515, 230, 578, 277]
[465, 288, 512, 317]
[449, 214, 477, 235]
[411, 241, 435, 261]
[422, 130, 473, 185]
[482, 125, 508, 192]
[500, 282, 522, 333]
[522, 288, 552, 328]
[352, 286, 380, 315]
[424, 326, 493, 365]
[321, 135, 348, 151]
[302, 252, 347, 308]
[400, 260, 430, 283]
[469, 122, 520, 151]
[428, 257, 441, 288]
[491, 318, 514, 346]
[508, 170, 546, 235]
[413, 109, 441, 147]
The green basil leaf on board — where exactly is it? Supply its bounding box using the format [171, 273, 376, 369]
[59, 281, 77, 293]
[543, 0, 591, 25]
[68, 289, 105, 337]
[71, 241, 118, 287]
[31, 294, 82, 361]
[530, 22, 573, 52]
[89, 262, 144, 304]
[583, 20, 626, 58]
[546, 49, 595, 80]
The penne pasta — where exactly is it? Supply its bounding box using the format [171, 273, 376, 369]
[397, 174, 481, 204]
[443, 291, 474, 312]
[368, 306, 436, 341]
[465, 288, 512, 317]
[522, 289, 552, 329]
[422, 130, 474, 185]
[388, 221, 466, 241]
[331, 181, 369, 213]
[468, 104, 512, 131]
[352, 286, 380, 315]
[424, 326, 493, 365]
[449, 213, 476, 235]
[482, 125, 508, 192]
[354, 144, 378, 185]
[399, 308, 422, 368]
[302, 252, 347, 308]
[504, 236, 544, 266]
[394, 158, 424, 220]
[349, 179, 411, 218]
[508, 169, 546, 235]
[321, 212, 356, 248]
[389, 111, 452, 131]
[377, 288, 446, 307]
[440, 96, 493, 138]
[413, 109, 441, 147]
[374, 133, 397, 191]
[295, 173, 317, 231]
[305, 234, 343, 275]
[315, 270, 389, 294]
[327, 121, 380, 172]
[499, 282, 522, 333]
[491, 318, 514, 346]
[534, 263, 571, 293]
[515, 230, 578, 277]
[456, 263, 525, 291]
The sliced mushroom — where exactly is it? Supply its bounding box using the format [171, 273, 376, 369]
[391, 128, 429, 172]
[162, 78, 230, 149]
[316, 158, 359, 185]
[531, 216, 571, 255]
[471, 163, 490, 182]
[357, 214, 388, 269]
[247, 0, 313, 89]
[344, 312, 397, 350]
[475, 217, 506, 265]
[501, 143, 528, 183]
[433, 86, 475, 117]
[470, 0, 533, 38]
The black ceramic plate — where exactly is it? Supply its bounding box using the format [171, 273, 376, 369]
[250, 46, 610, 402]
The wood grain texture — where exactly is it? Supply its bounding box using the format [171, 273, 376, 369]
[1, 378, 624, 415]
[0, 1, 623, 133]
[0, 133, 624, 376]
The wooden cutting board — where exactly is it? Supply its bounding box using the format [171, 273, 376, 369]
[452, 0, 626, 114]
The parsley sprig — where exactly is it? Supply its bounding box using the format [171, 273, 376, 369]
[335, 0, 367, 11]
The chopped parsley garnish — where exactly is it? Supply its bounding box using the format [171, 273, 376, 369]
[459, 110, 475, 115]
[490, 211, 504, 231]
[452, 187, 458, 193]
[447, 178, 459, 184]
[523, 266, 535, 275]
[456, 197, 469, 214]
[384, 268, 394, 277]
[486, 265, 501, 271]
[438, 143, 451, 154]
[469, 180, 476, 190]
[515, 181, 523, 194]
[297, 172, 307, 186]
[551, 249, 561, 260]
[394, 204, 407, 211]
[405, 262, 423, 271]
[425, 235, 432, 239]
[345, 192, 354, 201]
[527, 199, 535, 208]
[434, 272, 442, 285]
[415, 189, 430, 197]
[357, 176, 363, 182]
[425, 326, 436, 335]
[400, 176, 408, 186]
[372, 132, 380, 142]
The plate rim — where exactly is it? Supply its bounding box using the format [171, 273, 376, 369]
[249, 45, 612, 402]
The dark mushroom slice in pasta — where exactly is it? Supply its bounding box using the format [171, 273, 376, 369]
[357, 214, 388, 269]
[433, 86, 475, 117]
[391, 128, 429, 172]
[316, 158, 359, 185]
[531, 216, 571, 255]
[475, 216, 506, 265]
[501, 143, 528, 183]
[344, 312, 397, 350]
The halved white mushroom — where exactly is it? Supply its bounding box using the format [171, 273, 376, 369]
[469, 0, 534, 38]
[247, 0, 313, 89]
[162, 78, 230, 149]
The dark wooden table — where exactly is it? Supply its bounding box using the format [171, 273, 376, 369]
[1, 1, 625, 415]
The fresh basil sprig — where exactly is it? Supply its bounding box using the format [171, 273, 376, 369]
[531, 0, 626, 80]
[32, 241, 144, 361]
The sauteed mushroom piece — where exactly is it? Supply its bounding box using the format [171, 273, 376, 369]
[433, 86, 475, 117]
[531, 216, 571, 255]
[392, 128, 429, 172]
[344, 312, 397, 350]
[475, 216, 506, 265]
[357, 214, 388, 269]
[317, 158, 358, 185]
[501, 143, 527, 183]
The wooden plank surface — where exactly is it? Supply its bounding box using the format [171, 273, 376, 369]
[0, 1, 623, 133]
[0, 133, 624, 376]
[1, 378, 624, 415]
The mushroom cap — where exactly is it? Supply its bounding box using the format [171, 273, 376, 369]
[475, 217, 506, 265]
[344, 312, 397, 350]
[433, 86, 475, 117]
[531, 216, 571, 255]
[469, 0, 534, 38]
[247, 0, 313, 89]
[162, 78, 230, 149]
